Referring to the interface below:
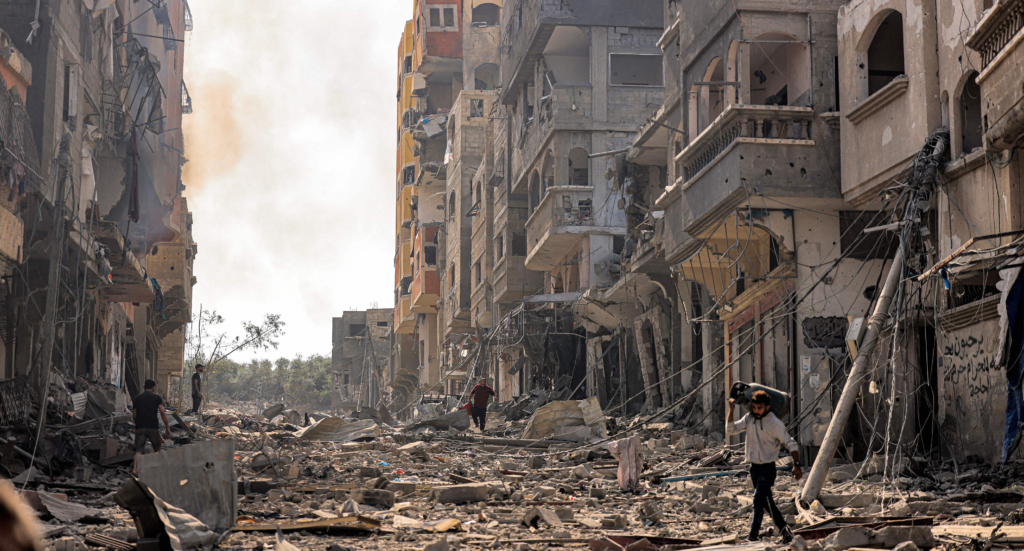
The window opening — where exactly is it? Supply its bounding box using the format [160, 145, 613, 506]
[867, 11, 905, 95]
[430, 8, 441, 27]
[610, 54, 663, 86]
[511, 232, 527, 256]
[443, 8, 455, 27]
[472, 3, 500, 26]
[960, 72, 982, 154]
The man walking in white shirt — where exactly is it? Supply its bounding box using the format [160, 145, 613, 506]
[727, 390, 802, 542]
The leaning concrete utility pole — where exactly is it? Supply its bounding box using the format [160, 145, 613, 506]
[801, 128, 947, 504]
[800, 246, 903, 503]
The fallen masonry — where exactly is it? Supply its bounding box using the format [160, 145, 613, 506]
[5, 399, 1024, 551]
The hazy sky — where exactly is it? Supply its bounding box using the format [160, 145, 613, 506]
[183, 1, 409, 361]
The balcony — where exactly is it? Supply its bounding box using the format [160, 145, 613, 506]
[525, 186, 609, 270]
[966, 0, 1024, 150]
[660, 105, 839, 236]
[94, 221, 154, 303]
[499, 0, 662, 105]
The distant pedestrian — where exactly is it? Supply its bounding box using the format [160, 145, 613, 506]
[190, 364, 204, 414]
[132, 379, 171, 476]
[727, 391, 801, 542]
[469, 378, 496, 431]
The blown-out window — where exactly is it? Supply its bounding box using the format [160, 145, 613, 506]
[610, 54, 663, 86]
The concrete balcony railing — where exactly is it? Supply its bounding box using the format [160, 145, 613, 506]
[967, 0, 1024, 150]
[675, 105, 815, 184]
[661, 105, 837, 236]
[525, 186, 595, 270]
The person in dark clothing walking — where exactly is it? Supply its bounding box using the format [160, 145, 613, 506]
[132, 379, 171, 476]
[469, 378, 496, 431]
[727, 391, 801, 542]
[190, 364, 204, 414]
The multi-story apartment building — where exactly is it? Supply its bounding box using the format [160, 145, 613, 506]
[0, 1, 196, 420]
[383, 0, 1024, 469]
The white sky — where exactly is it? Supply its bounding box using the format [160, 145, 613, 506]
[183, 1, 410, 361]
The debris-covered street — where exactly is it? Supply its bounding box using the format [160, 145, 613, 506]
[4, 0, 1024, 550]
[9, 395, 1024, 551]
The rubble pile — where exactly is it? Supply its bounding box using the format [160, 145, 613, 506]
[6, 398, 1024, 551]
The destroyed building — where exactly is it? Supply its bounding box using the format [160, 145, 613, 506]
[373, 0, 1024, 470]
[0, 1, 196, 421]
[331, 309, 394, 410]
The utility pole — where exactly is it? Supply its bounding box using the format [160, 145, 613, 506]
[801, 129, 947, 504]
[33, 133, 72, 458]
[800, 246, 904, 503]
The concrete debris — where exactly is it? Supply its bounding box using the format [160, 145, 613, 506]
[521, 397, 608, 442]
[7, 397, 1024, 551]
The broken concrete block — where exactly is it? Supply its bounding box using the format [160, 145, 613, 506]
[279, 503, 299, 517]
[387, 482, 417, 495]
[267, 489, 284, 502]
[358, 466, 382, 478]
[589, 487, 606, 499]
[553, 506, 574, 521]
[432, 483, 491, 504]
[535, 486, 557, 497]
[528, 456, 546, 469]
[639, 501, 663, 523]
[423, 539, 449, 551]
[601, 514, 628, 529]
[870, 526, 934, 549]
[351, 489, 395, 509]
[820, 527, 871, 551]
[521, 506, 563, 528]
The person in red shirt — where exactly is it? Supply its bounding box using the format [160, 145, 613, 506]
[469, 378, 496, 431]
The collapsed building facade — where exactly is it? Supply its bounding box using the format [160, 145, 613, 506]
[0, 1, 196, 423]
[377, 0, 1024, 466]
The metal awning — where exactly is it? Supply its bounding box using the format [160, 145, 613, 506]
[918, 230, 1024, 282]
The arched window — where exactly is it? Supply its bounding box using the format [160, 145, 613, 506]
[542, 26, 589, 85]
[959, 72, 982, 154]
[749, 33, 810, 106]
[867, 11, 905, 95]
[474, 63, 499, 91]
[568, 148, 589, 186]
[471, 3, 500, 26]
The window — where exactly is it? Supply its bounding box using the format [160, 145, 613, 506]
[472, 3, 500, 26]
[495, 235, 505, 261]
[377, 321, 389, 327]
[511, 232, 528, 256]
[428, 6, 457, 29]
[349, 324, 366, 337]
[960, 72, 982, 154]
[474, 262, 482, 286]
[449, 192, 456, 218]
[424, 245, 437, 265]
[470, 99, 485, 118]
[610, 54, 663, 86]
[402, 166, 415, 185]
[568, 148, 589, 186]
[867, 11, 905, 95]
[404, 55, 412, 74]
